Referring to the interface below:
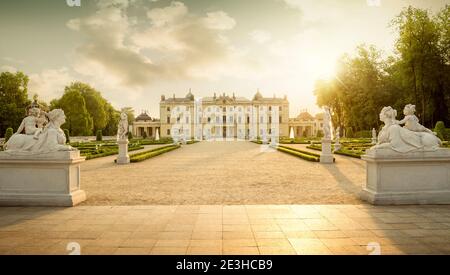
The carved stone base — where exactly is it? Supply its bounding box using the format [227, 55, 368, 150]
[361, 148, 450, 205]
[320, 139, 334, 163]
[116, 139, 130, 165]
[0, 151, 86, 206]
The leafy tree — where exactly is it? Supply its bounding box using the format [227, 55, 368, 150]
[0, 71, 30, 137]
[53, 87, 93, 136]
[64, 129, 70, 144]
[73, 82, 109, 133]
[103, 103, 120, 136]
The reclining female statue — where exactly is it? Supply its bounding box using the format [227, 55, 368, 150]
[5, 109, 74, 154]
[373, 106, 441, 153]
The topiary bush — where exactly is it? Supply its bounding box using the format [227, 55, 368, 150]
[142, 131, 148, 139]
[5, 128, 13, 142]
[64, 129, 70, 144]
[96, 130, 103, 142]
[316, 130, 323, 138]
[434, 121, 446, 140]
[127, 131, 133, 140]
[345, 127, 354, 138]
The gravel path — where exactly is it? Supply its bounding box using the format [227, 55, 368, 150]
[80, 141, 366, 205]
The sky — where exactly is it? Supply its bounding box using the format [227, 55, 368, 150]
[0, 0, 448, 118]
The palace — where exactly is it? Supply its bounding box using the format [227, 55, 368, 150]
[132, 91, 324, 140]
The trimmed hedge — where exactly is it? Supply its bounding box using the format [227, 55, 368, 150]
[277, 146, 320, 162]
[84, 145, 144, 160]
[278, 145, 321, 158]
[129, 145, 180, 162]
[334, 149, 363, 159]
[96, 130, 103, 142]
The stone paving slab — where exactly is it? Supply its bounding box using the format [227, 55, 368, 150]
[1, 204, 450, 255]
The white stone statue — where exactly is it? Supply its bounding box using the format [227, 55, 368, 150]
[155, 128, 160, 141]
[5, 109, 73, 154]
[333, 126, 341, 152]
[395, 104, 434, 134]
[16, 107, 48, 140]
[117, 112, 128, 141]
[289, 127, 295, 139]
[323, 106, 332, 140]
[373, 106, 441, 153]
[371, 128, 377, 145]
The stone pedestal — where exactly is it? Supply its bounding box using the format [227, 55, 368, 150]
[116, 139, 130, 164]
[0, 151, 86, 206]
[361, 148, 450, 205]
[320, 139, 334, 163]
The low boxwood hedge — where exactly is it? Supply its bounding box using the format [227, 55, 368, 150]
[276, 146, 320, 162]
[129, 145, 180, 162]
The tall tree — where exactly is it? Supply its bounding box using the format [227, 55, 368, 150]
[0, 71, 30, 137]
[53, 87, 93, 136]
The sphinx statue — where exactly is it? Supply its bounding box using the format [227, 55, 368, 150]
[372, 106, 441, 153]
[4, 109, 73, 154]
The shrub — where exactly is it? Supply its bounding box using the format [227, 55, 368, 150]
[96, 130, 103, 142]
[142, 131, 148, 139]
[316, 130, 323, 138]
[127, 131, 133, 140]
[63, 129, 70, 144]
[434, 121, 445, 140]
[345, 127, 354, 138]
[5, 128, 13, 142]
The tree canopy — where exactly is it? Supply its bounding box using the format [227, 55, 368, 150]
[314, 5, 450, 133]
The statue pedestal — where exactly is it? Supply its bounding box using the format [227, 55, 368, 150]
[116, 139, 130, 165]
[361, 148, 450, 205]
[320, 139, 334, 163]
[0, 151, 86, 206]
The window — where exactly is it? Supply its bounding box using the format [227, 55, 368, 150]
[223, 107, 226, 112]
[229, 116, 233, 123]
[208, 107, 211, 112]
[238, 116, 242, 124]
[223, 116, 226, 123]
[269, 106, 272, 111]
[279, 106, 282, 111]
[216, 117, 220, 123]
[260, 116, 264, 123]
[269, 116, 272, 124]
[167, 129, 171, 135]
[279, 116, 282, 123]
[247, 116, 250, 124]
[186, 117, 189, 124]
[208, 117, 211, 123]
[167, 116, 170, 124]
[269, 129, 272, 134]
[167, 107, 170, 111]
[177, 117, 180, 123]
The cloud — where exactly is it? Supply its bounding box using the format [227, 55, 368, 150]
[28, 68, 74, 101]
[147, 1, 188, 27]
[202, 11, 236, 30]
[67, 0, 241, 88]
[249, 30, 272, 44]
[0, 65, 18, 73]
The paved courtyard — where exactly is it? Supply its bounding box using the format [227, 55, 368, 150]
[81, 141, 365, 205]
[1, 204, 450, 255]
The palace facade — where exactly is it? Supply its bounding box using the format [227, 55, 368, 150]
[132, 91, 324, 140]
